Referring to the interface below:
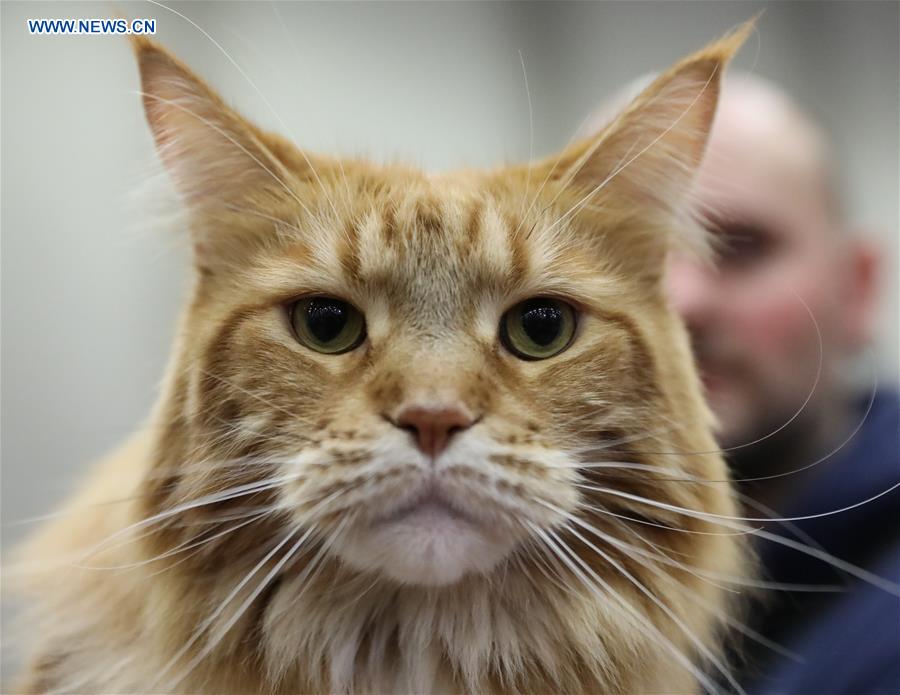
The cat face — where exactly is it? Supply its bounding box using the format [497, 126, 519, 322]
[122, 30, 751, 692]
[175, 173, 665, 586]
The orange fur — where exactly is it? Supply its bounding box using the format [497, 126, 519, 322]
[12, 23, 752, 694]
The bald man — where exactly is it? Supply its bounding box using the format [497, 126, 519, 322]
[664, 76, 899, 693]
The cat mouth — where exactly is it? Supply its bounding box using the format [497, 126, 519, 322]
[343, 479, 511, 586]
[374, 483, 473, 526]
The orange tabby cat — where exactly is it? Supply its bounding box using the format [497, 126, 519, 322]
[12, 23, 752, 695]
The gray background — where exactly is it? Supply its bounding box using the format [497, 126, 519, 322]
[2, 0, 898, 679]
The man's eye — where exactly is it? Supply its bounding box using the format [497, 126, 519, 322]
[710, 222, 776, 267]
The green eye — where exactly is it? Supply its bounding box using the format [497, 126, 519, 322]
[501, 298, 577, 360]
[289, 297, 366, 354]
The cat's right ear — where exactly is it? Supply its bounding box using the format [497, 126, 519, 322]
[129, 36, 293, 211]
[519, 21, 754, 277]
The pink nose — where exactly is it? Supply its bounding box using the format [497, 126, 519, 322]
[394, 405, 475, 458]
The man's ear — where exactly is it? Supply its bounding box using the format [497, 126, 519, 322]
[130, 36, 297, 210]
[841, 235, 880, 351]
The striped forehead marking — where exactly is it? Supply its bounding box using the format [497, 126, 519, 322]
[349, 194, 526, 287]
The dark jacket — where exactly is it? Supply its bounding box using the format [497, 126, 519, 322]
[742, 389, 900, 695]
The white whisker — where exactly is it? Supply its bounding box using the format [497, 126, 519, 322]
[533, 524, 722, 695]
[562, 520, 745, 695]
[568, 487, 900, 595]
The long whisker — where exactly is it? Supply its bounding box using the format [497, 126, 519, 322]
[562, 520, 745, 694]
[553, 498, 840, 593]
[153, 485, 346, 690]
[517, 532, 581, 599]
[562, 291, 855, 485]
[72, 509, 275, 572]
[514, 106, 606, 241]
[575, 480, 900, 531]
[570, 485, 900, 595]
[75, 472, 300, 562]
[158, 526, 308, 691]
[579, 498, 758, 537]
[609, 288, 827, 464]
[616, 521, 803, 663]
[268, 512, 356, 623]
[576, 331, 878, 490]
[266, 1, 354, 209]
[617, 521, 739, 594]
[3, 455, 292, 529]
[569, 458, 851, 586]
[532, 524, 722, 695]
[518, 49, 534, 218]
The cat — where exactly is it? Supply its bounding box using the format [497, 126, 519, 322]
[11, 21, 753, 695]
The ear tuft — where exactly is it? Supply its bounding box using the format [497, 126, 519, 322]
[694, 17, 758, 66]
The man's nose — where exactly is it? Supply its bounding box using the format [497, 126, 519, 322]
[392, 404, 476, 458]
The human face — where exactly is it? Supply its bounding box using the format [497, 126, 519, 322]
[665, 103, 854, 448]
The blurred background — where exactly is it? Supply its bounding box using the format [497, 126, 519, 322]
[2, 0, 898, 678]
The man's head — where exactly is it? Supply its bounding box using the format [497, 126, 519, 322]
[665, 74, 879, 452]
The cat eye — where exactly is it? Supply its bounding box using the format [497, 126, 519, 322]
[288, 296, 366, 354]
[500, 297, 577, 360]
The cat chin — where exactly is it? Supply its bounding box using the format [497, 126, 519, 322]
[335, 502, 515, 586]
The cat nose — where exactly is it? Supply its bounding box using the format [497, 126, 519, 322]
[393, 404, 476, 458]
